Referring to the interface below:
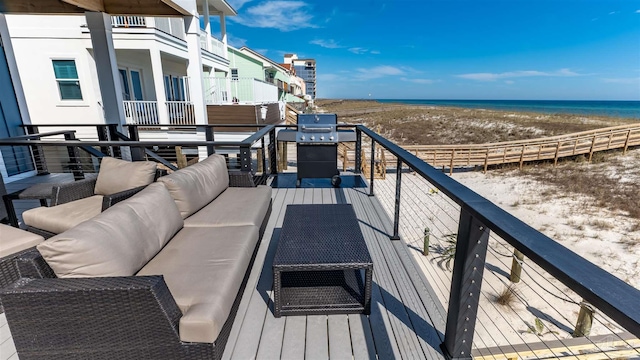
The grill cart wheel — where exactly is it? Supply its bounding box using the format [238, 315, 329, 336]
[331, 175, 342, 187]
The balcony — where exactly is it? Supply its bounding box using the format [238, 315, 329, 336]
[204, 77, 279, 105]
[0, 124, 638, 359]
[109, 16, 226, 58]
[123, 100, 196, 126]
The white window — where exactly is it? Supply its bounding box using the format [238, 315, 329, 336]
[52, 60, 82, 100]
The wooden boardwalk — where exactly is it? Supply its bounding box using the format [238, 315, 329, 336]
[340, 124, 640, 175]
[0, 174, 446, 359]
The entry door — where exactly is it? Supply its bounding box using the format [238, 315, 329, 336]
[0, 39, 33, 176]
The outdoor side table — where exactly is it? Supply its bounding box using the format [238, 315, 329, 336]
[2, 183, 56, 227]
[273, 204, 373, 317]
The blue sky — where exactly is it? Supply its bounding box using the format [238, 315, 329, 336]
[215, 0, 640, 100]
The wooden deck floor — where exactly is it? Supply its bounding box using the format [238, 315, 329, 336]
[222, 175, 446, 359]
[0, 174, 446, 360]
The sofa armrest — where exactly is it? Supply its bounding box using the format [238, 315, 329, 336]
[1, 276, 189, 358]
[228, 171, 256, 188]
[101, 185, 146, 211]
[51, 178, 97, 206]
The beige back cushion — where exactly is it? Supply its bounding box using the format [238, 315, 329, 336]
[37, 183, 183, 278]
[158, 154, 229, 219]
[94, 157, 157, 195]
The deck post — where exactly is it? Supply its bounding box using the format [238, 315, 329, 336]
[369, 139, 375, 196]
[197, 125, 215, 155]
[64, 132, 84, 180]
[24, 125, 49, 175]
[107, 124, 121, 159]
[268, 128, 277, 175]
[127, 126, 144, 161]
[355, 128, 362, 174]
[239, 145, 252, 173]
[391, 158, 402, 240]
[623, 129, 631, 154]
[441, 208, 490, 360]
[96, 125, 111, 157]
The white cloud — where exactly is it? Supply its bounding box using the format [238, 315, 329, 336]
[602, 77, 640, 84]
[310, 39, 343, 49]
[228, 35, 248, 48]
[457, 68, 581, 81]
[348, 47, 368, 54]
[400, 77, 435, 84]
[504, 80, 515, 85]
[231, 1, 316, 31]
[609, 11, 618, 15]
[354, 66, 405, 80]
[370, 50, 381, 55]
[636, 10, 640, 13]
[227, 0, 253, 10]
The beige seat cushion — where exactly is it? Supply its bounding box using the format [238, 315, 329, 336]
[0, 224, 44, 257]
[22, 195, 104, 234]
[184, 186, 271, 228]
[158, 155, 229, 219]
[94, 157, 157, 195]
[137, 225, 259, 343]
[37, 183, 183, 278]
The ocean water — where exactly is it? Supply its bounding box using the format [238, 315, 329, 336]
[376, 99, 640, 119]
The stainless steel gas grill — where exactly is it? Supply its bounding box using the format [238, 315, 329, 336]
[277, 113, 355, 187]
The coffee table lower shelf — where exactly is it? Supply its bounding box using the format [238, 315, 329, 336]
[273, 268, 372, 317]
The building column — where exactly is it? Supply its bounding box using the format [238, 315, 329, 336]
[202, 0, 212, 52]
[85, 12, 125, 126]
[184, 15, 207, 125]
[149, 48, 170, 125]
[0, 15, 31, 126]
[220, 14, 228, 58]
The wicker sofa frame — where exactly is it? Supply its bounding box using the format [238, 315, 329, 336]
[1, 171, 270, 360]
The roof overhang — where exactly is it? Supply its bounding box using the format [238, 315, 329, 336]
[196, 0, 236, 16]
[0, 0, 193, 16]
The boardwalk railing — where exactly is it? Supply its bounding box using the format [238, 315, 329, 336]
[342, 124, 640, 175]
[406, 123, 640, 174]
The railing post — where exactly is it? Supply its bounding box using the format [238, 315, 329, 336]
[64, 132, 84, 180]
[127, 126, 145, 161]
[369, 138, 375, 196]
[239, 145, 252, 173]
[391, 158, 402, 240]
[107, 124, 121, 158]
[268, 128, 277, 175]
[24, 125, 49, 175]
[96, 125, 111, 157]
[355, 128, 362, 174]
[441, 208, 490, 360]
[196, 125, 216, 156]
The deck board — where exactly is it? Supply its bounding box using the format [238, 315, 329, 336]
[1, 175, 445, 360]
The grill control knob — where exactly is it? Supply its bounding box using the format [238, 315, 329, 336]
[320, 136, 325, 141]
[300, 135, 305, 141]
[329, 136, 334, 141]
[310, 136, 315, 141]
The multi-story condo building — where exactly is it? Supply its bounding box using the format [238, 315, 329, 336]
[284, 54, 316, 99]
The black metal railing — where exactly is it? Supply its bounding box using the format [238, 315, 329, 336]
[1, 123, 639, 358]
[355, 125, 640, 359]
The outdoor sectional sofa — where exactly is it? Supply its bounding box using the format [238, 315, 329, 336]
[0, 155, 272, 360]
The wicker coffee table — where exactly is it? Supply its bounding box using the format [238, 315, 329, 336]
[273, 204, 373, 317]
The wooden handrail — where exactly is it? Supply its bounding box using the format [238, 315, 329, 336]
[341, 124, 640, 174]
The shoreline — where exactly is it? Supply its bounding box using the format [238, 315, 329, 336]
[324, 98, 640, 120]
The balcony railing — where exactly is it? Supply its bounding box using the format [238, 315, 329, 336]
[111, 16, 146, 28]
[166, 101, 196, 125]
[123, 100, 159, 125]
[204, 77, 278, 105]
[152, 17, 186, 40]
[198, 29, 226, 58]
